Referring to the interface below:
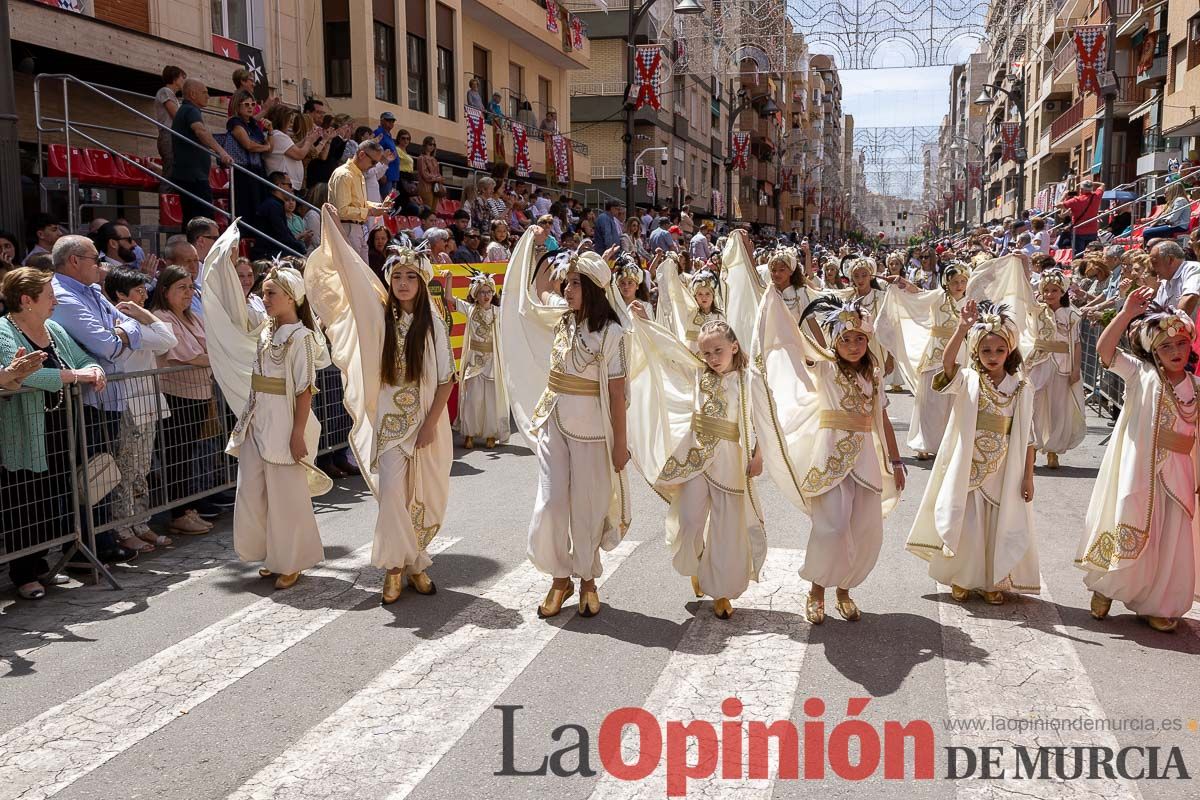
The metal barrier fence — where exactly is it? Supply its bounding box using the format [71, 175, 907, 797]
[0, 364, 352, 589]
[1079, 319, 1125, 420]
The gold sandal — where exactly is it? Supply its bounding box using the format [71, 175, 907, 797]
[537, 583, 574, 618]
[834, 595, 861, 621]
[805, 595, 825, 625]
[713, 598, 733, 619]
[382, 572, 403, 605]
[690, 575, 703, 598]
[981, 590, 1005, 605]
[408, 571, 437, 595]
[951, 584, 970, 602]
[578, 589, 600, 617]
[1089, 591, 1111, 620]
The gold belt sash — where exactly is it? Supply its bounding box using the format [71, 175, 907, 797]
[472, 339, 494, 353]
[692, 413, 740, 442]
[251, 374, 287, 396]
[976, 411, 1012, 435]
[931, 324, 957, 339]
[818, 410, 873, 432]
[1159, 428, 1195, 454]
[1034, 339, 1069, 353]
[547, 369, 601, 396]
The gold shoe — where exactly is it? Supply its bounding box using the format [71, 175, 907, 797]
[486, 437, 497, 448]
[382, 572, 403, 605]
[258, 568, 274, 578]
[408, 571, 437, 595]
[536, 583, 574, 618]
[805, 595, 825, 625]
[981, 590, 1005, 605]
[713, 598, 733, 619]
[463, 436, 475, 449]
[951, 584, 970, 602]
[916, 451, 933, 461]
[578, 590, 601, 617]
[835, 595, 861, 621]
[1090, 591, 1112, 620]
[690, 575, 703, 598]
[274, 572, 300, 590]
[1146, 616, 1178, 632]
[1046, 452, 1059, 469]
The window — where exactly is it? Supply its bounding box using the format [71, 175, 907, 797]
[211, 0, 250, 44]
[323, 0, 351, 98]
[1189, 15, 1200, 71]
[538, 77, 552, 122]
[407, 0, 429, 113]
[375, 23, 397, 102]
[1172, 42, 1187, 94]
[473, 46, 491, 107]
[436, 4, 456, 120]
[509, 63, 524, 117]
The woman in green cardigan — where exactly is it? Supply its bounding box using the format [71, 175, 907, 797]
[1, 268, 107, 600]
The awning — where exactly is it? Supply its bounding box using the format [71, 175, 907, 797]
[1164, 115, 1200, 138]
[1127, 94, 1157, 124]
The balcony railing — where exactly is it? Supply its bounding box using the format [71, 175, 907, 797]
[1050, 96, 1084, 141]
[1052, 37, 1077, 76]
[1101, 0, 1136, 22]
[570, 82, 626, 96]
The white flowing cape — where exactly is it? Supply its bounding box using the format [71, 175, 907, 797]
[875, 285, 964, 392]
[654, 254, 699, 344]
[719, 233, 765, 348]
[965, 254, 1037, 357]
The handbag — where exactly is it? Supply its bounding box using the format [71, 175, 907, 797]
[78, 452, 122, 506]
[431, 181, 445, 197]
[199, 395, 222, 440]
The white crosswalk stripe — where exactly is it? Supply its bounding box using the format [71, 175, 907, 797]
[0, 537, 459, 800]
[938, 579, 1144, 800]
[227, 540, 642, 800]
[588, 548, 810, 800]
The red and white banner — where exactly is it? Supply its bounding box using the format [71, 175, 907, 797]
[967, 162, 982, 188]
[1073, 25, 1106, 96]
[634, 46, 663, 110]
[570, 16, 585, 51]
[645, 165, 657, 198]
[546, 0, 560, 33]
[1000, 122, 1021, 162]
[465, 106, 487, 169]
[953, 180, 965, 201]
[550, 134, 570, 184]
[731, 132, 751, 171]
[512, 125, 530, 178]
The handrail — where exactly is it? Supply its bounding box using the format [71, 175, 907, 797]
[33, 74, 311, 256]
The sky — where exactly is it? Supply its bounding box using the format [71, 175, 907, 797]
[839, 65, 954, 129]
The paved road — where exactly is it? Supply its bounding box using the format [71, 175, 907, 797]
[2, 392, 1199, 800]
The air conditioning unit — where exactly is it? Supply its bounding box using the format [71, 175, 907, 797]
[1044, 100, 1061, 112]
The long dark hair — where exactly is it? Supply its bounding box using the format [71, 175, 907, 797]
[148, 265, 193, 317]
[381, 273, 434, 385]
[576, 273, 619, 332]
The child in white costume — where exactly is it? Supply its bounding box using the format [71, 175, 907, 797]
[225, 265, 332, 590]
[652, 252, 724, 350]
[499, 226, 631, 620]
[1027, 269, 1086, 469]
[905, 300, 1038, 605]
[614, 254, 654, 323]
[626, 318, 766, 619]
[875, 264, 968, 459]
[837, 256, 897, 388]
[751, 292, 905, 625]
[444, 269, 509, 449]
[1078, 288, 1199, 632]
[305, 206, 455, 605]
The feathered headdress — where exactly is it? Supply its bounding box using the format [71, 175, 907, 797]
[967, 300, 1019, 353]
[1039, 267, 1067, 292]
[466, 268, 498, 301]
[939, 263, 967, 290]
[690, 269, 719, 294]
[383, 239, 433, 283]
[264, 259, 307, 305]
[611, 252, 644, 285]
[801, 294, 875, 339]
[547, 244, 612, 289]
[1132, 302, 1196, 355]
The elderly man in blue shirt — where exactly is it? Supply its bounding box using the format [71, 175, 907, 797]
[51, 234, 145, 564]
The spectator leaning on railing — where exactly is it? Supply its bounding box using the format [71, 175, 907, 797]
[1, 268, 107, 598]
[328, 139, 391, 259]
[169, 80, 233, 228]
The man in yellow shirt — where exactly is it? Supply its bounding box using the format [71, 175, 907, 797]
[328, 140, 391, 258]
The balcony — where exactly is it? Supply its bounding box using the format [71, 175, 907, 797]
[462, 0, 590, 70]
[1050, 96, 1084, 143]
[1136, 125, 1182, 174]
[1135, 50, 1168, 86]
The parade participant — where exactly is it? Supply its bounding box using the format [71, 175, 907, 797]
[613, 254, 653, 323]
[225, 264, 332, 590]
[838, 256, 897, 386]
[445, 269, 508, 449]
[716, 229, 763, 347]
[876, 264, 968, 459]
[1027, 269, 1085, 468]
[305, 206, 454, 605]
[751, 293, 903, 625]
[652, 252, 723, 351]
[760, 247, 810, 323]
[627, 319, 765, 619]
[1077, 289, 1198, 632]
[905, 300, 1038, 605]
[499, 226, 631, 619]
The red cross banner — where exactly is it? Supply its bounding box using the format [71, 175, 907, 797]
[634, 46, 663, 110]
[1000, 122, 1021, 162]
[550, 134, 570, 184]
[953, 181, 965, 201]
[571, 16, 585, 51]
[465, 106, 488, 170]
[1074, 25, 1106, 96]
[512, 124, 530, 178]
[546, 0, 560, 33]
[967, 162, 982, 188]
[731, 132, 751, 171]
[646, 165, 657, 198]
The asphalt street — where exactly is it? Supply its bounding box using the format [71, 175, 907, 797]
[2, 390, 1199, 800]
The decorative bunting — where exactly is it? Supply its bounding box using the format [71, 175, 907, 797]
[570, 15, 585, 51]
[465, 106, 488, 169]
[634, 46, 663, 110]
[1073, 25, 1106, 96]
[1000, 122, 1021, 162]
[546, 0, 560, 33]
[731, 132, 751, 171]
[511, 124, 530, 178]
[646, 165, 657, 198]
[550, 134, 570, 184]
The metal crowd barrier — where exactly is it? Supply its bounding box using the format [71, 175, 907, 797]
[0, 364, 353, 589]
[1078, 318, 1125, 420]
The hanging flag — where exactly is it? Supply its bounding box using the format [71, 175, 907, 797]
[646, 165, 657, 198]
[1073, 25, 1106, 96]
[1000, 122, 1021, 162]
[967, 162, 982, 188]
[1137, 31, 1159, 76]
[546, 0, 560, 33]
[550, 134, 570, 184]
[570, 15, 585, 51]
[465, 106, 488, 169]
[633, 46, 663, 110]
[492, 122, 507, 165]
[512, 124, 530, 178]
[712, 189, 723, 217]
[731, 132, 751, 171]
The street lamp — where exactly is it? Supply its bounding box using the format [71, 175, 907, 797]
[724, 88, 777, 227]
[974, 82, 1026, 217]
[623, 0, 705, 215]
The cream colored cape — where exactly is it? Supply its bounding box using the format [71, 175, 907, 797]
[965, 254, 1037, 358]
[719, 233, 765, 348]
[206, 221, 331, 496]
[1029, 304, 1087, 451]
[303, 206, 453, 525]
[750, 287, 898, 517]
[1075, 360, 1200, 586]
[875, 284, 964, 391]
[654, 254, 699, 343]
[457, 300, 510, 444]
[905, 367, 1035, 580]
[499, 228, 631, 542]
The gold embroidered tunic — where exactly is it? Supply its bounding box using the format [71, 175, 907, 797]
[373, 309, 456, 467]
